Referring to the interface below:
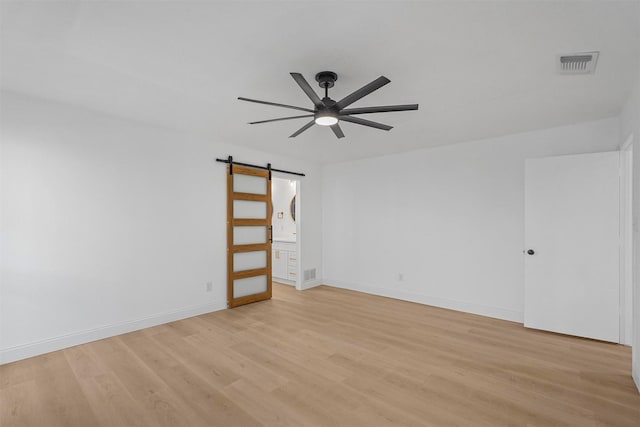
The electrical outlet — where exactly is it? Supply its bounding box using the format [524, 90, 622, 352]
[206, 282, 213, 292]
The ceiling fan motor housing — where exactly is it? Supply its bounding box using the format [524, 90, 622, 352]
[315, 97, 338, 125]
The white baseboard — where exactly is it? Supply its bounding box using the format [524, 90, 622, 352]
[300, 278, 322, 290]
[634, 369, 640, 394]
[0, 300, 226, 365]
[324, 279, 524, 323]
[274, 278, 296, 286]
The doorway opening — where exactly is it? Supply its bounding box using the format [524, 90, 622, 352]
[271, 176, 301, 290]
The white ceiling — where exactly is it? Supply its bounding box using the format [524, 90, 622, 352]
[1, 1, 639, 163]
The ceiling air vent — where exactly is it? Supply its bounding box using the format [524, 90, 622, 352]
[557, 52, 599, 74]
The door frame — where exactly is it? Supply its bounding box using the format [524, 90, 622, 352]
[294, 178, 302, 290]
[620, 136, 634, 345]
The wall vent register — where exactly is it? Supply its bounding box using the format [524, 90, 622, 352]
[557, 52, 599, 74]
[304, 268, 316, 282]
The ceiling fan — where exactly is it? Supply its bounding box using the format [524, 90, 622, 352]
[238, 71, 419, 139]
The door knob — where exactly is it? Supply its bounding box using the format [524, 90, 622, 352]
[527, 249, 535, 255]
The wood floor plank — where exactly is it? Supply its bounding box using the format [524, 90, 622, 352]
[1, 380, 49, 427]
[32, 352, 100, 427]
[2, 283, 639, 426]
[73, 373, 153, 427]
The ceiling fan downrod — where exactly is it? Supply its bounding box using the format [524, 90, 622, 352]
[315, 71, 337, 100]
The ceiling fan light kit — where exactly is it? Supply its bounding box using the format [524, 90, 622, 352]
[314, 111, 338, 126]
[238, 71, 419, 139]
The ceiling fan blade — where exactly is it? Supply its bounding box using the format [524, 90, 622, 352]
[330, 123, 345, 139]
[340, 104, 419, 115]
[249, 114, 314, 125]
[339, 115, 393, 131]
[334, 76, 391, 110]
[290, 73, 324, 108]
[289, 120, 316, 138]
[238, 97, 314, 113]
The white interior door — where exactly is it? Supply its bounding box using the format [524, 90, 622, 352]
[524, 152, 620, 342]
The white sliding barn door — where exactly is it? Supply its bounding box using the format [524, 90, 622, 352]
[524, 152, 619, 342]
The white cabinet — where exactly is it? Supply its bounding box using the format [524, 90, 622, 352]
[272, 241, 297, 284]
[272, 248, 287, 279]
[286, 251, 297, 282]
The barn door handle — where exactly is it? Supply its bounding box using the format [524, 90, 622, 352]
[269, 226, 273, 243]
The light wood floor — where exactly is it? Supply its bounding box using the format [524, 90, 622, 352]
[2, 284, 639, 426]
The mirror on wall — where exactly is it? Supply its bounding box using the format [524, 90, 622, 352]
[290, 195, 296, 221]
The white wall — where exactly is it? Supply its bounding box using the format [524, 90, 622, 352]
[0, 91, 323, 364]
[620, 72, 640, 391]
[1, 88, 633, 371]
[271, 177, 296, 241]
[323, 118, 620, 323]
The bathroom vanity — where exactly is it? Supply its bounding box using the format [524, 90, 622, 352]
[272, 239, 297, 285]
